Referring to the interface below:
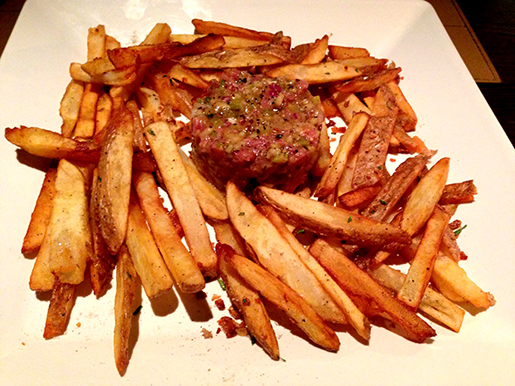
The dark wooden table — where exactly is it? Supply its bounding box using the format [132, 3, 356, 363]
[457, 0, 515, 147]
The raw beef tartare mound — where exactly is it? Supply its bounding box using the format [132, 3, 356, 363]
[190, 69, 324, 191]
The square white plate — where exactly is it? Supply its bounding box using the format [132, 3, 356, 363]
[1, 1, 515, 385]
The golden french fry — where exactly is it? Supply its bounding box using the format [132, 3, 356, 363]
[95, 92, 114, 135]
[260, 205, 372, 340]
[81, 57, 116, 76]
[5, 126, 101, 163]
[264, 61, 363, 84]
[59, 79, 85, 138]
[315, 112, 369, 197]
[310, 239, 436, 343]
[331, 91, 371, 124]
[96, 107, 135, 255]
[439, 180, 477, 205]
[336, 67, 402, 94]
[126, 192, 174, 298]
[227, 182, 346, 324]
[74, 83, 102, 138]
[22, 168, 57, 254]
[114, 245, 141, 376]
[217, 245, 280, 360]
[169, 33, 267, 49]
[432, 253, 496, 309]
[298, 34, 329, 64]
[310, 121, 332, 177]
[212, 220, 247, 257]
[133, 171, 205, 293]
[385, 80, 417, 132]
[219, 245, 340, 352]
[256, 185, 411, 250]
[178, 148, 228, 221]
[369, 264, 465, 332]
[43, 280, 76, 339]
[145, 121, 218, 279]
[70, 62, 137, 86]
[46, 159, 92, 285]
[397, 206, 450, 308]
[328, 45, 370, 60]
[338, 185, 382, 211]
[87, 25, 107, 61]
[168, 63, 210, 89]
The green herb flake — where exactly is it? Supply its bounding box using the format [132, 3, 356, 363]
[147, 129, 156, 136]
[217, 278, 226, 291]
[296, 229, 305, 234]
[380, 199, 387, 205]
[238, 212, 245, 216]
[347, 216, 352, 223]
[454, 224, 467, 237]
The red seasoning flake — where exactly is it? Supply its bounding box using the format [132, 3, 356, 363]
[214, 298, 226, 311]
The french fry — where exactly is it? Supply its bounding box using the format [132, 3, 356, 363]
[397, 206, 450, 308]
[310, 239, 436, 343]
[298, 34, 329, 64]
[226, 182, 347, 324]
[315, 112, 369, 197]
[144, 121, 218, 279]
[212, 220, 248, 257]
[259, 205, 371, 340]
[133, 171, 205, 293]
[59, 79, 85, 138]
[217, 244, 280, 360]
[43, 280, 76, 339]
[220, 246, 340, 352]
[96, 107, 135, 255]
[89, 168, 116, 296]
[331, 91, 371, 124]
[170, 34, 268, 49]
[114, 245, 141, 376]
[74, 83, 102, 138]
[385, 80, 417, 132]
[336, 67, 402, 94]
[168, 63, 210, 90]
[29, 225, 55, 291]
[22, 168, 57, 254]
[43, 160, 92, 285]
[369, 264, 465, 332]
[178, 148, 228, 221]
[431, 253, 496, 309]
[81, 57, 116, 76]
[70, 62, 138, 86]
[264, 61, 363, 84]
[95, 92, 114, 135]
[256, 186, 411, 250]
[125, 192, 174, 298]
[328, 45, 370, 60]
[439, 180, 477, 205]
[4, 126, 101, 163]
[351, 84, 399, 189]
[338, 184, 382, 211]
[87, 25, 107, 61]
[310, 121, 332, 177]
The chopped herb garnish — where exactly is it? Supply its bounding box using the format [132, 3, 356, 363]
[348, 216, 352, 223]
[296, 229, 305, 234]
[147, 129, 156, 136]
[217, 278, 226, 291]
[454, 224, 467, 237]
[249, 332, 257, 345]
[238, 212, 245, 216]
[380, 199, 387, 205]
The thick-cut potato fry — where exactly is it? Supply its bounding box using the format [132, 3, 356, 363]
[126, 192, 174, 298]
[260, 205, 372, 340]
[96, 107, 135, 255]
[81, 57, 116, 76]
[5, 126, 101, 163]
[219, 245, 340, 352]
[265, 61, 363, 84]
[336, 67, 402, 94]
[95, 92, 114, 136]
[338, 184, 382, 211]
[60, 79, 85, 138]
[352, 85, 399, 189]
[45, 159, 92, 285]
[385, 80, 417, 132]
[328, 45, 370, 60]
[369, 264, 465, 332]
[22, 168, 57, 254]
[227, 182, 346, 324]
[315, 112, 369, 197]
[141, 23, 172, 45]
[43, 280, 76, 339]
[178, 148, 228, 221]
[439, 180, 477, 205]
[212, 220, 247, 257]
[192, 19, 291, 48]
[114, 245, 141, 376]
[310, 239, 436, 343]
[168, 63, 210, 90]
[298, 34, 329, 64]
[125, 100, 146, 152]
[29, 224, 55, 291]
[362, 154, 428, 221]
[70, 62, 137, 86]
[217, 245, 280, 360]
[145, 121, 218, 279]
[74, 83, 102, 138]
[332, 91, 371, 124]
[392, 125, 428, 154]
[256, 186, 411, 250]
[397, 206, 449, 308]
[431, 253, 495, 309]
[87, 25, 107, 61]
[133, 171, 205, 293]
[89, 168, 116, 296]
[170, 34, 267, 49]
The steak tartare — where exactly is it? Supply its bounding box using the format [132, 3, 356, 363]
[190, 69, 324, 192]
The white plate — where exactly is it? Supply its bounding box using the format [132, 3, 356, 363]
[1, 1, 515, 385]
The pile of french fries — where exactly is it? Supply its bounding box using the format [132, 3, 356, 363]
[4, 19, 495, 375]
